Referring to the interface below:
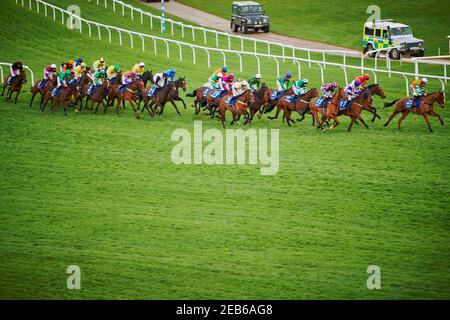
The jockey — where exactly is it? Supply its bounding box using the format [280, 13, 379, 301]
[354, 74, 370, 89]
[344, 80, 361, 102]
[52, 70, 71, 97]
[39, 64, 57, 89]
[231, 80, 249, 97]
[61, 60, 74, 73]
[153, 72, 168, 89]
[205, 73, 221, 89]
[164, 68, 177, 82]
[106, 65, 121, 84]
[88, 69, 106, 96]
[219, 73, 234, 93]
[276, 72, 292, 92]
[410, 78, 428, 98]
[74, 63, 87, 80]
[293, 79, 308, 96]
[320, 82, 338, 99]
[93, 57, 106, 72]
[247, 74, 261, 92]
[7, 61, 23, 85]
[119, 71, 137, 92]
[213, 66, 227, 77]
[74, 57, 84, 67]
[132, 62, 145, 78]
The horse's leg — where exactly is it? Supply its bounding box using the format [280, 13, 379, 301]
[0, 83, 6, 96]
[29, 90, 37, 108]
[370, 107, 381, 122]
[268, 105, 281, 120]
[396, 111, 409, 129]
[348, 118, 355, 132]
[14, 90, 20, 104]
[115, 98, 122, 114]
[421, 112, 433, 133]
[171, 100, 181, 115]
[429, 110, 445, 125]
[176, 97, 187, 109]
[384, 109, 401, 127]
[357, 115, 370, 129]
[95, 100, 101, 114]
[220, 108, 226, 128]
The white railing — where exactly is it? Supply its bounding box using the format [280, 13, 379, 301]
[16, 0, 449, 97]
[0, 62, 35, 85]
[89, 0, 449, 83]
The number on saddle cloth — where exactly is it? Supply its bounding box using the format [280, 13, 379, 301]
[285, 95, 299, 104]
[147, 86, 158, 97]
[202, 88, 211, 98]
[87, 85, 98, 96]
[52, 86, 62, 97]
[211, 89, 224, 99]
[338, 99, 351, 110]
[315, 97, 329, 108]
[271, 90, 285, 101]
[69, 78, 77, 85]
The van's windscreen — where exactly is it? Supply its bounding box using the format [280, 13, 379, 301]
[242, 5, 263, 14]
[390, 27, 413, 36]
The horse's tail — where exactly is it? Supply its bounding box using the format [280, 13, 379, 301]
[186, 89, 197, 97]
[384, 99, 399, 108]
[263, 103, 276, 114]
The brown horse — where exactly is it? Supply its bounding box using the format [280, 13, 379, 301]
[264, 87, 294, 119]
[142, 82, 179, 117]
[76, 70, 94, 111]
[219, 90, 255, 128]
[109, 79, 146, 116]
[29, 75, 57, 108]
[205, 89, 229, 119]
[383, 91, 445, 132]
[248, 83, 272, 122]
[309, 88, 343, 128]
[41, 82, 81, 116]
[322, 88, 373, 130]
[89, 81, 110, 114]
[340, 93, 373, 132]
[1, 71, 27, 103]
[276, 89, 319, 127]
[186, 86, 211, 115]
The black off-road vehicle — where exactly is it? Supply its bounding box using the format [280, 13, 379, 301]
[231, 1, 270, 34]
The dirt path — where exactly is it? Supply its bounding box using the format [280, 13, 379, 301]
[141, 0, 360, 56]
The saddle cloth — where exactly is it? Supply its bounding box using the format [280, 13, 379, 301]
[203, 88, 211, 98]
[406, 98, 421, 108]
[148, 86, 158, 97]
[339, 99, 351, 110]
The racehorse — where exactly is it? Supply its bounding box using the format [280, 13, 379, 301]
[383, 91, 445, 132]
[141, 70, 154, 87]
[1, 71, 27, 103]
[108, 79, 146, 116]
[142, 82, 179, 116]
[76, 70, 94, 111]
[276, 89, 319, 126]
[89, 80, 110, 114]
[309, 88, 343, 128]
[29, 75, 57, 108]
[248, 83, 272, 122]
[41, 82, 81, 116]
[219, 90, 255, 128]
[186, 86, 210, 115]
[264, 87, 294, 118]
[364, 83, 385, 122]
[322, 88, 373, 131]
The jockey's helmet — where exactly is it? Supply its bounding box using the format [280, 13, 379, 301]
[422, 78, 428, 83]
[68, 60, 74, 65]
[285, 72, 292, 79]
[364, 74, 370, 80]
[255, 74, 261, 80]
[51, 64, 57, 69]
[354, 80, 361, 86]
[171, 68, 176, 74]
[228, 73, 235, 81]
[303, 79, 309, 84]
[139, 62, 145, 67]
[222, 67, 227, 73]
[100, 57, 105, 63]
[332, 81, 338, 87]
[114, 65, 120, 71]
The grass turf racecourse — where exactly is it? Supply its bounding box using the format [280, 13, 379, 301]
[177, 0, 450, 56]
[0, 0, 450, 299]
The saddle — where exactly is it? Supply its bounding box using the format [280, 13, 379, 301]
[51, 86, 62, 97]
[7, 75, 18, 85]
[285, 94, 301, 104]
[119, 84, 129, 94]
[315, 96, 329, 108]
[406, 97, 422, 108]
[338, 99, 352, 111]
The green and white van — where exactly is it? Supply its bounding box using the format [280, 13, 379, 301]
[362, 20, 425, 59]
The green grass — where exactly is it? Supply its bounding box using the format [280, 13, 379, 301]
[178, 0, 450, 56]
[0, 0, 450, 299]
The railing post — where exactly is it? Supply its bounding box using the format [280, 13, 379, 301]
[273, 57, 280, 78]
[403, 75, 409, 96]
[237, 53, 242, 72]
[254, 55, 260, 75]
[204, 49, 211, 68]
[221, 51, 226, 67]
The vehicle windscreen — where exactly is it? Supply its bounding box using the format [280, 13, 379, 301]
[242, 5, 263, 14]
[390, 27, 413, 37]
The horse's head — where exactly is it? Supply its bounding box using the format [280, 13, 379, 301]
[437, 91, 446, 108]
[20, 71, 27, 84]
[245, 90, 255, 105]
[368, 83, 386, 99]
[175, 77, 186, 92]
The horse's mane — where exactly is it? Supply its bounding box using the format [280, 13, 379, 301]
[367, 83, 378, 89]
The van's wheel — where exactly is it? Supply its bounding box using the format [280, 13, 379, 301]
[264, 26, 269, 33]
[231, 22, 238, 33]
[367, 44, 376, 58]
[242, 24, 248, 34]
[389, 48, 401, 60]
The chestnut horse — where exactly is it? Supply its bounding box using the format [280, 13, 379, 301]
[276, 89, 319, 127]
[41, 82, 81, 116]
[265, 87, 294, 119]
[186, 86, 210, 115]
[1, 71, 27, 103]
[219, 90, 255, 128]
[383, 91, 445, 132]
[29, 75, 57, 108]
[109, 80, 146, 116]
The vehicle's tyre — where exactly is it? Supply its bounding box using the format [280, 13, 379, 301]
[367, 44, 376, 58]
[389, 48, 401, 60]
[231, 22, 238, 33]
[242, 24, 248, 34]
[264, 26, 269, 33]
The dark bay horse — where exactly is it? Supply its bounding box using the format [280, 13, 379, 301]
[142, 82, 179, 116]
[264, 87, 294, 118]
[383, 91, 445, 132]
[248, 83, 272, 122]
[1, 71, 27, 103]
[41, 82, 81, 116]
